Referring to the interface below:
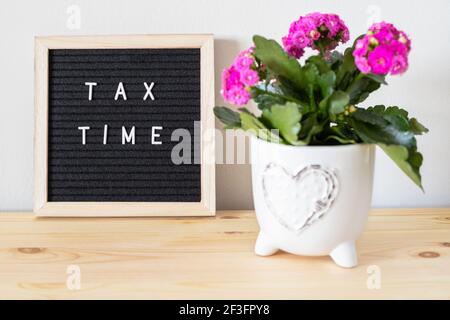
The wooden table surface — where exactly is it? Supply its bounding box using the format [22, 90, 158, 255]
[0, 209, 449, 300]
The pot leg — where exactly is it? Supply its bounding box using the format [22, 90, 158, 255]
[255, 231, 279, 256]
[329, 241, 357, 268]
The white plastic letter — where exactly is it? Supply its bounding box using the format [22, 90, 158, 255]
[84, 82, 97, 101]
[78, 126, 90, 145]
[103, 124, 108, 145]
[115, 82, 127, 101]
[122, 126, 135, 144]
[143, 82, 155, 101]
[151, 126, 163, 145]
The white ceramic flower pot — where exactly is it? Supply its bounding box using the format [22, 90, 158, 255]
[250, 136, 375, 268]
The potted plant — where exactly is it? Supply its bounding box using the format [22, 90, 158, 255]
[214, 13, 428, 268]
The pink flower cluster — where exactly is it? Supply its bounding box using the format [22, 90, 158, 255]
[221, 47, 260, 106]
[353, 22, 411, 75]
[282, 12, 350, 59]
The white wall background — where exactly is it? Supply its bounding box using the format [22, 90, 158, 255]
[0, 0, 449, 211]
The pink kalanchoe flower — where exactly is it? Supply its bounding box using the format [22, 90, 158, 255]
[240, 69, 259, 86]
[353, 21, 411, 75]
[221, 66, 241, 92]
[282, 35, 305, 58]
[220, 47, 260, 106]
[391, 55, 408, 75]
[398, 31, 411, 51]
[368, 45, 393, 75]
[354, 56, 371, 74]
[282, 12, 350, 58]
[237, 46, 255, 58]
[234, 56, 253, 70]
[225, 86, 251, 106]
[353, 36, 369, 56]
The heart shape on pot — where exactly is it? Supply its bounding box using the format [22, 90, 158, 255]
[262, 163, 339, 233]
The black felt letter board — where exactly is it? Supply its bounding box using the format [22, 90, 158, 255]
[48, 49, 201, 202]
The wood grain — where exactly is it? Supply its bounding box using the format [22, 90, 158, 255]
[0, 208, 449, 299]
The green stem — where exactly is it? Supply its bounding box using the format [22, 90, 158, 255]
[317, 42, 325, 57]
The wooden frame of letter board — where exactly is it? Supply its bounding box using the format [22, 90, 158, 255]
[34, 35, 215, 217]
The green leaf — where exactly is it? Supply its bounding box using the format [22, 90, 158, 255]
[277, 76, 310, 107]
[409, 118, 429, 134]
[306, 55, 331, 74]
[250, 85, 308, 111]
[250, 87, 286, 110]
[352, 107, 388, 127]
[350, 108, 414, 147]
[335, 35, 364, 89]
[261, 102, 302, 145]
[347, 75, 381, 104]
[365, 73, 387, 85]
[298, 114, 325, 144]
[324, 135, 356, 144]
[329, 51, 344, 70]
[381, 106, 410, 131]
[365, 105, 429, 135]
[349, 106, 427, 189]
[378, 144, 424, 190]
[253, 35, 306, 92]
[328, 91, 349, 115]
[213, 106, 241, 129]
[239, 109, 283, 143]
[323, 124, 358, 144]
[336, 46, 357, 88]
[317, 71, 336, 98]
[303, 63, 320, 107]
[304, 62, 320, 82]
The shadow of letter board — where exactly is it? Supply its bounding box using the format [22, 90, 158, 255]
[34, 35, 215, 216]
